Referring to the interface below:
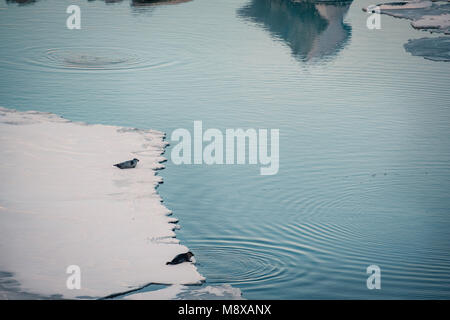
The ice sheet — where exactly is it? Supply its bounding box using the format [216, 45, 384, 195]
[0, 107, 204, 299]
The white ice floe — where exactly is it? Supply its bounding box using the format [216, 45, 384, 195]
[0, 107, 204, 299]
[122, 284, 243, 300]
[411, 13, 450, 29]
[378, 0, 433, 11]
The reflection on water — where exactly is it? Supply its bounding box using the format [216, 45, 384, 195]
[238, 0, 352, 61]
[1, 0, 450, 300]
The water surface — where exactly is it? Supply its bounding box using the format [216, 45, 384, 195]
[0, 0, 450, 299]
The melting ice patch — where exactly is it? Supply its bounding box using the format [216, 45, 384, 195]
[0, 107, 204, 299]
[121, 284, 243, 300]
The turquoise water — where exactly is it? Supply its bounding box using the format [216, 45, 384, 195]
[1, 0, 450, 299]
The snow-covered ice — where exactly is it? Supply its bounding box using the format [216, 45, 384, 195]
[0, 107, 204, 299]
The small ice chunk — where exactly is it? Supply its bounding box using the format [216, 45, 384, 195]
[411, 13, 450, 30]
[379, 1, 433, 11]
[123, 284, 243, 300]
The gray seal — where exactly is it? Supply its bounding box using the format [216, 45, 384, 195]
[113, 158, 139, 169]
[166, 252, 194, 265]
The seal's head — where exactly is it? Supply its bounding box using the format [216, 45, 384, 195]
[186, 251, 194, 259]
[133, 158, 139, 162]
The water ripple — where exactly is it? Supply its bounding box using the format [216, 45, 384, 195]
[188, 236, 320, 288]
[1, 46, 178, 73]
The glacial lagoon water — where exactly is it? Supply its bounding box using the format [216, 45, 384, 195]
[0, 0, 450, 299]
